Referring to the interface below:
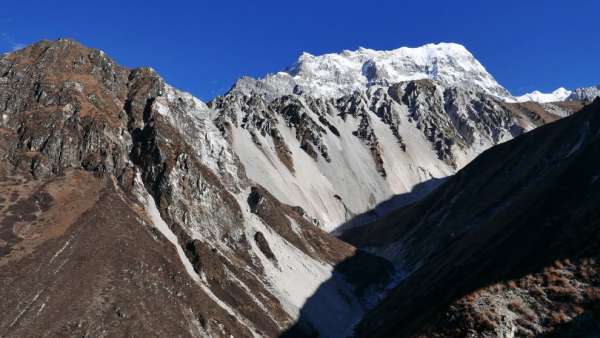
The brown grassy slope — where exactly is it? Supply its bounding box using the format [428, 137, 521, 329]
[0, 169, 254, 337]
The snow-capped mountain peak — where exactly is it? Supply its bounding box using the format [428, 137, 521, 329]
[568, 85, 600, 102]
[232, 42, 511, 99]
[515, 87, 573, 103]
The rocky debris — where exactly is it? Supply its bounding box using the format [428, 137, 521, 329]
[423, 258, 600, 337]
[368, 87, 407, 151]
[274, 96, 331, 162]
[318, 114, 341, 137]
[247, 185, 341, 262]
[390, 79, 519, 168]
[352, 113, 387, 177]
[217, 74, 561, 230]
[272, 129, 295, 173]
[334, 91, 388, 176]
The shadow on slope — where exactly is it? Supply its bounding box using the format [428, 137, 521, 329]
[278, 178, 446, 338]
[282, 99, 600, 338]
[537, 307, 600, 338]
[333, 177, 446, 235]
[350, 99, 600, 337]
[278, 251, 398, 338]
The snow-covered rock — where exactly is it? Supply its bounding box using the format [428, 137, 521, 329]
[231, 43, 512, 100]
[568, 85, 600, 102]
[515, 87, 572, 103]
[516, 85, 600, 104]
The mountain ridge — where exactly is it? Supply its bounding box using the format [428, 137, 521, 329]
[516, 86, 600, 104]
[516, 87, 573, 103]
[230, 42, 512, 100]
[0, 38, 394, 337]
[0, 38, 595, 338]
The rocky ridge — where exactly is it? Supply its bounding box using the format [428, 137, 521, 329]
[0, 39, 392, 338]
[515, 85, 600, 104]
[568, 85, 600, 102]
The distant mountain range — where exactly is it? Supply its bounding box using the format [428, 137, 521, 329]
[230, 42, 599, 105]
[516, 86, 600, 103]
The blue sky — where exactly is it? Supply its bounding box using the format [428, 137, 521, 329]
[1, 0, 599, 100]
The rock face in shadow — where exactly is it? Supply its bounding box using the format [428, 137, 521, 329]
[333, 176, 447, 235]
[344, 100, 600, 337]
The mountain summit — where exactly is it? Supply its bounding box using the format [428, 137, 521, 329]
[231, 43, 511, 99]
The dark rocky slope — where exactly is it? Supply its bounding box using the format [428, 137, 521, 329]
[345, 100, 600, 337]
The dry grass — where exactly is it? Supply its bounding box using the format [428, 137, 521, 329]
[471, 311, 496, 331]
[585, 287, 600, 302]
[549, 309, 570, 326]
[530, 286, 545, 298]
[546, 285, 580, 302]
[431, 257, 600, 337]
[508, 299, 537, 321]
